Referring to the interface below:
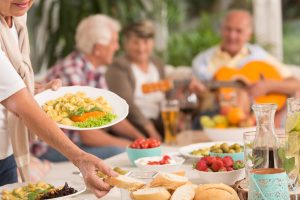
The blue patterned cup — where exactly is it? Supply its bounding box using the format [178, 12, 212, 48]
[248, 168, 290, 200]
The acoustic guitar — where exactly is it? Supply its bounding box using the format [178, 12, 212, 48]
[214, 61, 286, 110]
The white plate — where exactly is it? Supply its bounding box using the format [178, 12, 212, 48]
[178, 141, 242, 161]
[134, 155, 185, 172]
[34, 86, 129, 130]
[203, 126, 255, 142]
[0, 180, 86, 199]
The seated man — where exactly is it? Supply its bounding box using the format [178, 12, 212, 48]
[32, 15, 144, 162]
[192, 10, 300, 116]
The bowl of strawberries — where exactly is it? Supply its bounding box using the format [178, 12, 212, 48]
[192, 156, 245, 185]
[127, 138, 162, 165]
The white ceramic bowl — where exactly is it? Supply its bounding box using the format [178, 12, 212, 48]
[203, 127, 255, 142]
[134, 156, 185, 173]
[191, 168, 245, 185]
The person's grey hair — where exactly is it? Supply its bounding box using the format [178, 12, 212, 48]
[75, 14, 120, 54]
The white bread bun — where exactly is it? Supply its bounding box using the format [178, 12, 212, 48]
[131, 187, 171, 200]
[104, 175, 145, 191]
[194, 183, 239, 200]
[170, 183, 197, 200]
[150, 172, 189, 190]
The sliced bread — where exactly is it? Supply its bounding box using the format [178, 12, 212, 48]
[150, 172, 189, 190]
[131, 187, 171, 200]
[104, 175, 145, 191]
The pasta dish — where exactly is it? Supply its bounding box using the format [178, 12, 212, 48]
[42, 92, 116, 128]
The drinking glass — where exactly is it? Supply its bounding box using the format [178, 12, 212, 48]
[243, 131, 256, 180]
[161, 100, 179, 145]
[277, 133, 299, 191]
[179, 92, 198, 130]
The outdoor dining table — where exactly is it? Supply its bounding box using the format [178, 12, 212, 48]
[43, 131, 209, 200]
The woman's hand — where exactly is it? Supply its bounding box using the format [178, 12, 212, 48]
[34, 79, 62, 94]
[74, 153, 118, 198]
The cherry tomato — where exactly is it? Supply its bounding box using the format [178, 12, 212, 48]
[130, 138, 161, 149]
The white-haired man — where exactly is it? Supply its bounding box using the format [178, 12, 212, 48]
[192, 10, 300, 99]
[189, 10, 300, 120]
[32, 15, 145, 162]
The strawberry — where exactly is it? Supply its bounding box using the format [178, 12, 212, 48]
[226, 167, 234, 171]
[196, 159, 208, 171]
[216, 157, 223, 162]
[211, 160, 224, 172]
[218, 167, 227, 172]
[203, 156, 216, 166]
[222, 156, 234, 167]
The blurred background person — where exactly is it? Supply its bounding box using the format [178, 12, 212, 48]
[32, 15, 145, 162]
[106, 20, 165, 140]
[191, 10, 300, 123]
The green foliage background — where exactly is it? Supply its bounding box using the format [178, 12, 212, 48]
[27, 0, 221, 71]
[27, 0, 300, 72]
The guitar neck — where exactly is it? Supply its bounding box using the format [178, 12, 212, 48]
[204, 80, 247, 91]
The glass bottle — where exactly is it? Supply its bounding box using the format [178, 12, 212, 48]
[285, 98, 300, 181]
[252, 103, 279, 168]
[286, 98, 300, 137]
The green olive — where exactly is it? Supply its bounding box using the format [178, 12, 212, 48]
[231, 143, 241, 150]
[215, 149, 223, 153]
[228, 149, 236, 153]
[220, 143, 229, 152]
[235, 147, 242, 152]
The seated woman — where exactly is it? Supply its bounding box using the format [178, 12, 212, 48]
[106, 20, 165, 140]
[32, 15, 145, 162]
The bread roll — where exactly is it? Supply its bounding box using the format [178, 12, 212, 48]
[104, 175, 145, 191]
[171, 183, 197, 200]
[150, 172, 188, 190]
[194, 183, 239, 200]
[131, 187, 171, 200]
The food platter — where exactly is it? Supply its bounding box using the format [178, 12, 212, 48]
[0, 180, 86, 200]
[35, 86, 129, 130]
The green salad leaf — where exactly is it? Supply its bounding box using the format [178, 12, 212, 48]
[74, 113, 117, 128]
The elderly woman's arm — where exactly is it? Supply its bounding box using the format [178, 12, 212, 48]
[1, 88, 116, 198]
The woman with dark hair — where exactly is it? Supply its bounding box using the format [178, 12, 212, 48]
[106, 20, 165, 140]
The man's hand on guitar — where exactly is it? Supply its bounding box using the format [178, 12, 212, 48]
[249, 80, 273, 98]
